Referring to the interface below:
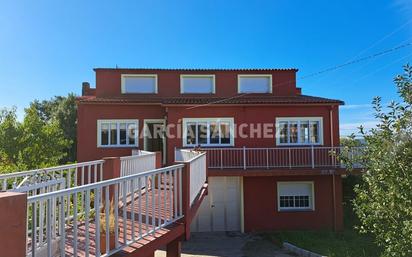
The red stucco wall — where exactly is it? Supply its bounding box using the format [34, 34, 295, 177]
[243, 174, 343, 231]
[94, 69, 297, 98]
[77, 103, 165, 162]
[166, 105, 340, 164]
[77, 103, 340, 164]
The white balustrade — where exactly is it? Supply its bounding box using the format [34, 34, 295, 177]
[26, 164, 184, 257]
[201, 146, 363, 170]
[0, 160, 105, 193]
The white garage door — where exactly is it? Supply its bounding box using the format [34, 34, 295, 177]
[190, 176, 241, 232]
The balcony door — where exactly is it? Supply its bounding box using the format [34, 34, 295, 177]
[143, 119, 166, 164]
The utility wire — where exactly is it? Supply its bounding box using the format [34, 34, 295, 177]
[187, 41, 412, 110]
[300, 42, 412, 79]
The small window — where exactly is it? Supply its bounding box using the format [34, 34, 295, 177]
[183, 118, 234, 147]
[238, 75, 272, 93]
[121, 74, 157, 94]
[277, 182, 314, 211]
[181, 75, 215, 94]
[98, 120, 138, 147]
[276, 117, 323, 145]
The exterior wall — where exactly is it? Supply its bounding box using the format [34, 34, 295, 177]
[77, 103, 165, 162]
[166, 105, 340, 164]
[94, 69, 297, 98]
[243, 174, 343, 231]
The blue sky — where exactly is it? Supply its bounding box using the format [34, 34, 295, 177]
[0, 0, 411, 136]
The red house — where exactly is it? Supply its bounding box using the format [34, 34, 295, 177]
[77, 68, 345, 233]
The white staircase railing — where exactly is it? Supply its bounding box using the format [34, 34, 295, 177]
[0, 160, 105, 192]
[175, 149, 207, 206]
[120, 151, 157, 198]
[27, 164, 184, 257]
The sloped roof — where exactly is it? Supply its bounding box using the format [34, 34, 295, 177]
[77, 95, 344, 105]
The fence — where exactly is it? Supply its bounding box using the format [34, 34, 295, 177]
[26, 164, 184, 257]
[0, 160, 105, 193]
[202, 146, 363, 169]
[175, 149, 207, 206]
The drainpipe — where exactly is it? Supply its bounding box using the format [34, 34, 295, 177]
[329, 107, 334, 147]
[332, 174, 337, 231]
[330, 106, 337, 231]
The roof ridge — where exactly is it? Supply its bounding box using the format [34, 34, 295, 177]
[93, 67, 298, 71]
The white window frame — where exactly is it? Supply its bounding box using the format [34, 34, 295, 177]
[237, 74, 273, 93]
[121, 74, 158, 94]
[97, 119, 139, 147]
[180, 74, 216, 94]
[275, 117, 323, 145]
[277, 181, 315, 211]
[182, 118, 235, 147]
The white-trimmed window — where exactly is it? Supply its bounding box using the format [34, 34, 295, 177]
[277, 182, 314, 211]
[121, 74, 158, 94]
[181, 75, 215, 94]
[183, 118, 234, 147]
[276, 117, 323, 145]
[97, 120, 138, 147]
[238, 74, 272, 93]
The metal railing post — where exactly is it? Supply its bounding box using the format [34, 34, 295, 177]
[266, 148, 269, 169]
[288, 148, 292, 169]
[220, 149, 223, 170]
[243, 146, 246, 170]
[311, 145, 315, 168]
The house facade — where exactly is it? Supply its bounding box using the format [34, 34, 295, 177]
[77, 68, 345, 233]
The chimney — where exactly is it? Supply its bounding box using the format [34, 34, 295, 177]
[82, 82, 91, 96]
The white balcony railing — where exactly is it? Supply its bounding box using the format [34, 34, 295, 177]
[120, 151, 157, 197]
[175, 149, 207, 206]
[201, 146, 363, 170]
[0, 160, 105, 192]
[26, 164, 184, 257]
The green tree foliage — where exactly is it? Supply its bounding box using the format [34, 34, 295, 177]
[30, 93, 77, 162]
[0, 101, 71, 173]
[345, 65, 412, 257]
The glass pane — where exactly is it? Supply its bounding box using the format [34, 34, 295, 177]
[186, 123, 197, 145]
[128, 123, 136, 145]
[197, 123, 207, 145]
[239, 76, 270, 93]
[289, 122, 298, 143]
[101, 123, 109, 145]
[119, 123, 127, 145]
[182, 77, 213, 93]
[220, 122, 231, 144]
[279, 121, 288, 144]
[209, 122, 219, 144]
[310, 121, 319, 143]
[299, 121, 309, 143]
[110, 123, 117, 145]
[124, 76, 156, 93]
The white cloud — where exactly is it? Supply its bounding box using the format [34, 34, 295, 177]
[340, 121, 378, 135]
[340, 104, 372, 110]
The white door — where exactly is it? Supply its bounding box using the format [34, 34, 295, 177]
[191, 176, 241, 232]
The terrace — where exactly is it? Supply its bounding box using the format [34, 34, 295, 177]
[0, 150, 207, 257]
[199, 146, 363, 175]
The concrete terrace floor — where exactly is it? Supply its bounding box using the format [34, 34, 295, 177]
[155, 232, 296, 257]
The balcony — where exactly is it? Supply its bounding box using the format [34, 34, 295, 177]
[199, 146, 363, 170]
[0, 150, 208, 257]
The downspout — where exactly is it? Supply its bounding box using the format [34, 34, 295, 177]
[330, 106, 337, 231]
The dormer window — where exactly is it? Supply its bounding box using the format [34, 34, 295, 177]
[180, 75, 215, 94]
[121, 74, 158, 94]
[238, 74, 272, 93]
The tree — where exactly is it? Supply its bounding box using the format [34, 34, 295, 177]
[30, 93, 77, 163]
[0, 106, 70, 172]
[345, 64, 412, 257]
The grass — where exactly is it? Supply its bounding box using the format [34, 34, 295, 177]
[260, 203, 382, 257]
